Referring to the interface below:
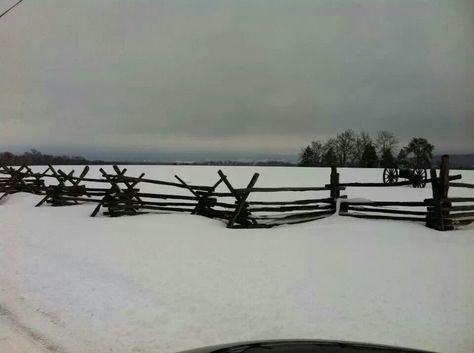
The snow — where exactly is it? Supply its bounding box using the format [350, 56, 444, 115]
[1, 166, 473, 353]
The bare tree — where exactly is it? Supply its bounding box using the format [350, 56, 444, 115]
[375, 130, 398, 155]
[321, 138, 338, 167]
[336, 129, 356, 166]
[353, 132, 372, 165]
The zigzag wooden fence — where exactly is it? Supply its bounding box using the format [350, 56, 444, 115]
[337, 156, 473, 231]
[0, 155, 472, 230]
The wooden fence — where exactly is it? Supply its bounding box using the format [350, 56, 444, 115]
[336, 155, 473, 231]
[0, 155, 472, 230]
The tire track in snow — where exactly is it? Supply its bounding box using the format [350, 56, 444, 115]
[0, 304, 67, 353]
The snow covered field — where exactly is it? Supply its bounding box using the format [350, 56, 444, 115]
[1, 166, 473, 353]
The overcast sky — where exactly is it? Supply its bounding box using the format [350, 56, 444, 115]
[1, 0, 473, 161]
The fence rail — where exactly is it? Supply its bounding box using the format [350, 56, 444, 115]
[1, 155, 473, 230]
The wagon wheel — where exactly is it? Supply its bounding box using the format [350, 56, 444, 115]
[412, 168, 427, 188]
[383, 167, 398, 184]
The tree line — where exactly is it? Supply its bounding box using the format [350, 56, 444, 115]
[0, 149, 93, 165]
[298, 130, 434, 168]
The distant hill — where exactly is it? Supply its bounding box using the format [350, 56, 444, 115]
[433, 154, 474, 169]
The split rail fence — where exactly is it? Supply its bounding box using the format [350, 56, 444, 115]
[0, 155, 472, 231]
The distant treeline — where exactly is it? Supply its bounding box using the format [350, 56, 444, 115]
[0, 150, 168, 165]
[1, 147, 472, 168]
[298, 130, 435, 168]
[174, 160, 295, 166]
[0, 149, 94, 165]
[0, 150, 296, 167]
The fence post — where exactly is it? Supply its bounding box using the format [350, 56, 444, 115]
[227, 173, 259, 228]
[439, 155, 451, 230]
[439, 155, 450, 199]
[330, 166, 340, 199]
[426, 155, 451, 231]
[192, 177, 223, 215]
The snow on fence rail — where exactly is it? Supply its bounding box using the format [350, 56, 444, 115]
[0, 155, 472, 230]
[339, 200, 431, 223]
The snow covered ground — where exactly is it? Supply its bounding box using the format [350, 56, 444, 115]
[1, 166, 473, 353]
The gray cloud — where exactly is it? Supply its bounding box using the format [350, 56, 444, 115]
[1, 0, 473, 160]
